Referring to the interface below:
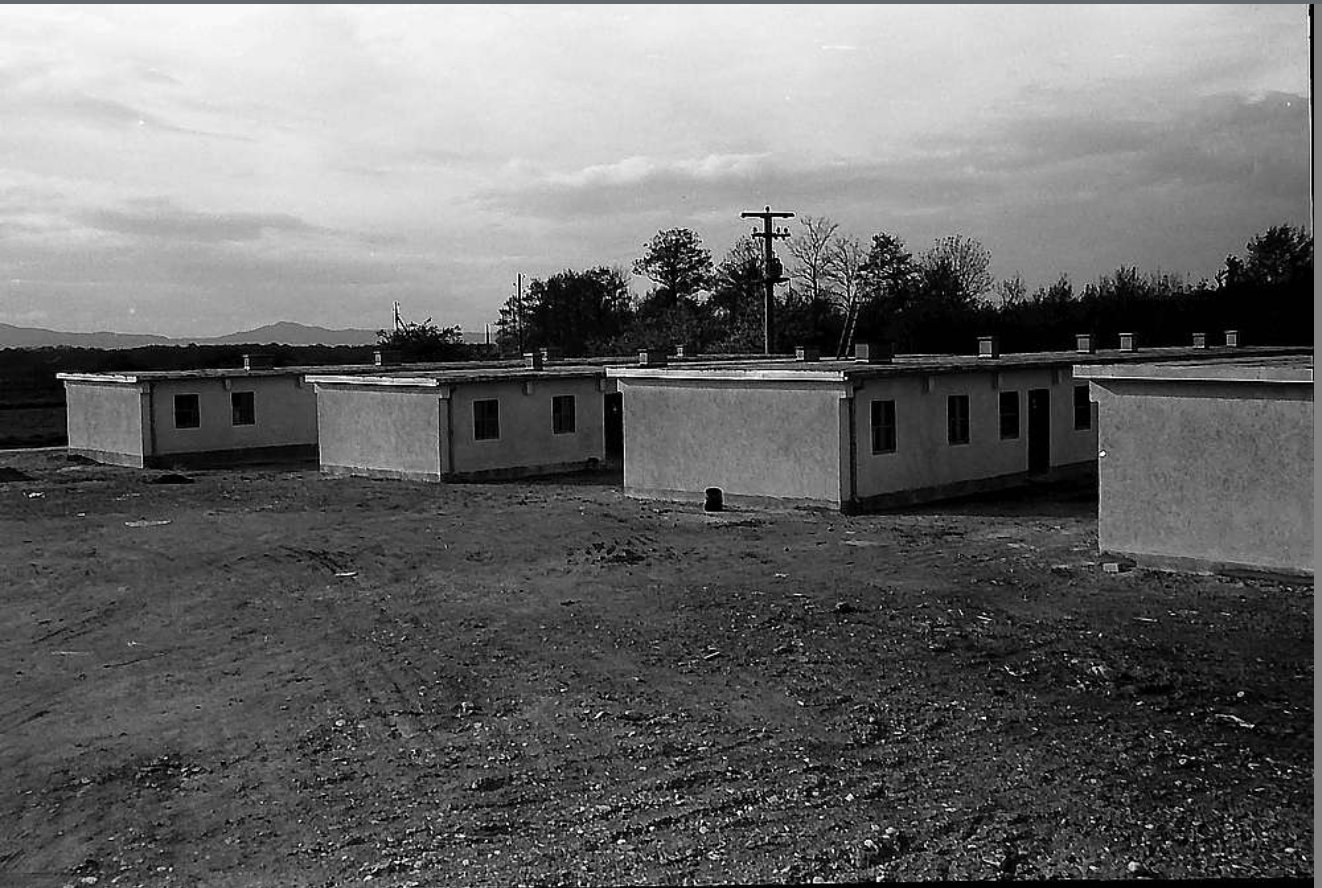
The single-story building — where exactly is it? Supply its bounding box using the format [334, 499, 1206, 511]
[307, 358, 619, 481]
[59, 353, 469, 468]
[1076, 352, 1313, 580]
[606, 338, 1309, 512]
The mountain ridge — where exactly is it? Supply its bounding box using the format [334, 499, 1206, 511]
[0, 321, 486, 349]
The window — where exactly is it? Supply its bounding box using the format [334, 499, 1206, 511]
[231, 391, 255, 426]
[473, 399, 500, 440]
[947, 394, 970, 445]
[174, 394, 200, 429]
[552, 395, 576, 434]
[1074, 385, 1091, 430]
[999, 391, 1019, 440]
[870, 399, 896, 454]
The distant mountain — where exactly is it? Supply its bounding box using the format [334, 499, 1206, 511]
[0, 323, 173, 349]
[0, 320, 494, 349]
[0, 321, 388, 349]
[197, 322, 380, 346]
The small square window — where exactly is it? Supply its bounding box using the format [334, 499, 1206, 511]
[552, 395, 576, 434]
[999, 391, 1019, 439]
[947, 394, 970, 445]
[174, 394, 200, 429]
[231, 391, 255, 426]
[870, 399, 896, 454]
[473, 399, 500, 441]
[1074, 385, 1092, 430]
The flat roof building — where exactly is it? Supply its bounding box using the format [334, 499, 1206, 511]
[607, 341, 1308, 513]
[58, 355, 495, 469]
[307, 360, 620, 482]
[1076, 352, 1313, 580]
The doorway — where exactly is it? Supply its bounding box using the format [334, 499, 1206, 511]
[1027, 388, 1050, 474]
[604, 392, 623, 462]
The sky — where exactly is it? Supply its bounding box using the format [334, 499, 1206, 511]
[0, 4, 1312, 337]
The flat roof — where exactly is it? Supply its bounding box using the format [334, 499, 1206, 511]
[607, 345, 1312, 382]
[307, 364, 608, 387]
[56, 356, 625, 385]
[1075, 352, 1313, 384]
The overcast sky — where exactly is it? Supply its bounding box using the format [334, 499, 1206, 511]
[0, 4, 1311, 337]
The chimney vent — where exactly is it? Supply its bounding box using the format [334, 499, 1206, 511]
[1224, 329, 1241, 347]
[854, 341, 894, 364]
[638, 348, 668, 367]
[374, 349, 401, 366]
[538, 346, 561, 363]
[977, 335, 1000, 358]
[1118, 332, 1139, 352]
[524, 352, 543, 370]
[1075, 333, 1095, 354]
[243, 354, 274, 370]
[1191, 332, 1207, 349]
[795, 345, 820, 362]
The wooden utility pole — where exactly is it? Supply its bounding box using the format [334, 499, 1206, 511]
[741, 206, 794, 354]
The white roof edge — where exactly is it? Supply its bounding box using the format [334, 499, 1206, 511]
[1075, 364, 1313, 384]
[608, 368, 848, 383]
[57, 372, 141, 384]
[307, 375, 441, 387]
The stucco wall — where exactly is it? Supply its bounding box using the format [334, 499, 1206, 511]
[63, 381, 147, 466]
[316, 385, 442, 479]
[150, 376, 318, 456]
[852, 366, 1096, 499]
[619, 378, 848, 506]
[448, 377, 607, 475]
[1091, 378, 1313, 575]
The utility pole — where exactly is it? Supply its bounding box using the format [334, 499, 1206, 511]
[741, 205, 794, 354]
[392, 301, 403, 331]
[515, 273, 524, 354]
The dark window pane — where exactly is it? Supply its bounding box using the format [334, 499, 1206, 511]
[231, 391, 255, 426]
[1074, 385, 1091, 430]
[474, 399, 500, 440]
[552, 395, 576, 434]
[174, 394, 200, 429]
[999, 391, 1019, 439]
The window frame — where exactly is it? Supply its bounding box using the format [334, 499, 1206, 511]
[998, 390, 1019, 440]
[947, 394, 970, 446]
[869, 399, 896, 454]
[473, 398, 500, 441]
[173, 393, 200, 430]
[1073, 384, 1092, 431]
[231, 391, 255, 426]
[551, 394, 576, 435]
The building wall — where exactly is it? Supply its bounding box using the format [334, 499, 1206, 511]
[63, 381, 147, 467]
[149, 376, 319, 457]
[316, 385, 442, 479]
[852, 366, 1097, 501]
[618, 378, 848, 507]
[448, 377, 607, 476]
[1091, 378, 1313, 576]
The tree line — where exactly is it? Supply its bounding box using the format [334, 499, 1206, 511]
[484, 220, 1312, 358]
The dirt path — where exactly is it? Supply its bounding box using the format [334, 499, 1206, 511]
[0, 452, 1312, 886]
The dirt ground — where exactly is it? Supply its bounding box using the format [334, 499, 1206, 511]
[0, 449, 1312, 887]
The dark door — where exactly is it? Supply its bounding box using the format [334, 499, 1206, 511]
[604, 392, 623, 461]
[1027, 388, 1050, 474]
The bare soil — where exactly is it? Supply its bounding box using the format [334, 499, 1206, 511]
[0, 450, 1312, 887]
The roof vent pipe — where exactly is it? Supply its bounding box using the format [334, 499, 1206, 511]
[1075, 333, 1095, 354]
[1118, 332, 1139, 352]
[977, 335, 1000, 358]
[854, 341, 893, 364]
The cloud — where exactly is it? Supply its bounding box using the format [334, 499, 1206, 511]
[81, 200, 319, 243]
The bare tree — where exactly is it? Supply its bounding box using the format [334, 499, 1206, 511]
[825, 235, 867, 357]
[788, 215, 840, 304]
[921, 234, 995, 301]
[996, 273, 1027, 308]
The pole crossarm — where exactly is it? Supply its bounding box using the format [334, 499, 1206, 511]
[739, 206, 795, 354]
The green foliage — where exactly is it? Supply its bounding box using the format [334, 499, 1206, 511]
[495, 267, 633, 356]
[632, 228, 714, 311]
[376, 318, 464, 361]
